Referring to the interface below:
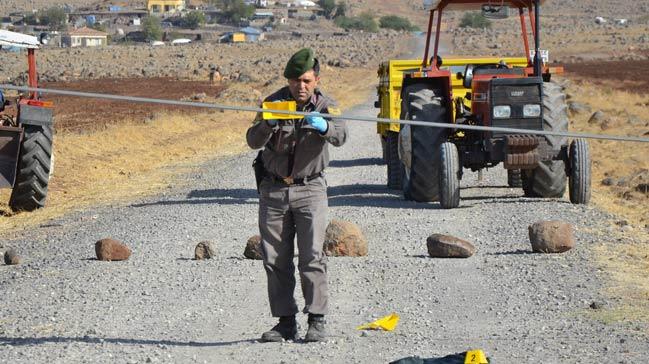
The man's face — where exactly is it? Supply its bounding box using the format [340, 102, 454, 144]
[288, 70, 320, 105]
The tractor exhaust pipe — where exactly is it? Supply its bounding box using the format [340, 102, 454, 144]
[533, 0, 542, 77]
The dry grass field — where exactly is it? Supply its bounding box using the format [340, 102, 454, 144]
[558, 73, 649, 326]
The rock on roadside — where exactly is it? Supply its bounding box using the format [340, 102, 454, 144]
[426, 234, 476, 258]
[4, 248, 21, 265]
[194, 241, 216, 260]
[95, 238, 132, 261]
[324, 220, 368, 257]
[528, 221, 575, 253]
[244, 235, 263, 260]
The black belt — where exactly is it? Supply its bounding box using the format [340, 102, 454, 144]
[267, 172, 323, 185]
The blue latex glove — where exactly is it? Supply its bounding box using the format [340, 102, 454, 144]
[305, 112, 328, 134]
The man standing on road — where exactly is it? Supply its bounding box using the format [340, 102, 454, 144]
[246, 48, 348, 343]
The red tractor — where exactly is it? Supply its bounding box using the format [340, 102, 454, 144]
[387, 0, 590, 208]
[0, 30, 54, 211]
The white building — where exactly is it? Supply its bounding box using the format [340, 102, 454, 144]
[62, 27, 108, 47]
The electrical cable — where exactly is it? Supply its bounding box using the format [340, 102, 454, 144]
[1, 84, 648, 144]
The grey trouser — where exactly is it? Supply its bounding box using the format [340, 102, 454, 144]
[258, 176, 329, 317]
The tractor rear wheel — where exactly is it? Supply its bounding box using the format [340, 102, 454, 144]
[9, 124, 53, 211]
[523, 81, 568, 198]
[439, 142, 460, 209]
[568, 139, 591, 204]
[385, 131, 402, 190]
[401, 87, 447, 202]
[507, 169, 523, 187]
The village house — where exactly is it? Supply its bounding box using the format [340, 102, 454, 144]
[61, 27, 108, 47]
[147, 0, 186, 15]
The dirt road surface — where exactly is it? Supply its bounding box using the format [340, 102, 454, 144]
[1, 97, 648, 363]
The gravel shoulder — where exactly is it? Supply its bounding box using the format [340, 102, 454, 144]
[1, 97, 648, 363]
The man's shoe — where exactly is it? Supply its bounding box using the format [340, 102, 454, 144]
[260, 316, 299, 342]
[304, 315, 327, 342]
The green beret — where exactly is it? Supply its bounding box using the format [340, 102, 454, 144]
[284, 48, 315, 79]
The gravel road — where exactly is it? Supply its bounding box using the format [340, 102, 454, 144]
[1, 98, 649, 363]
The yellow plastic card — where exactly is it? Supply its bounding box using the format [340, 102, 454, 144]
[356, 313, 400, 331]
[262, 101, 302, 120]
[464, 349, 489, 364]
[327, 107, 342, 116]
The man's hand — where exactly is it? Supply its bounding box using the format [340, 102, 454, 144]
[305, 112, 328, 134]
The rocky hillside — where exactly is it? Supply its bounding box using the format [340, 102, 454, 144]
[0, 30, 409, 85]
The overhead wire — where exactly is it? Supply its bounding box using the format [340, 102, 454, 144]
[1, 84, 648, 144]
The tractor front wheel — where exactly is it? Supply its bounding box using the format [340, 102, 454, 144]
[9, 124, 53, 211]
[568, 139, 591, 204]
[439, 142, 460, 209]
[401, 87, 447, 202]
[522, 82, 568, 198]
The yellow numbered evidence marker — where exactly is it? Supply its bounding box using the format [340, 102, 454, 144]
[262, 101, 302, 120]
[464, 349, 489, 364]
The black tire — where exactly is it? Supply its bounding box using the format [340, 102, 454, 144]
[569, 139, 591, 204]
[380, 136, 387, 164]
[401, 162, 413, 200]
[9, 124, 53, 211]
[439, 142, 460, 209]
[402, 87, 447, 202]
[523, 82, 568, 198]
[385, 131, 402, 190]
[507, 169, 523, 187]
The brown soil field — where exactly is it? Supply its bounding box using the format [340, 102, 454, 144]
[43, 78, 227, 131]
[564, 59, 649, 95]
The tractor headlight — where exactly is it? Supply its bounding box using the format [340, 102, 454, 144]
[523, 104, 541, 118]
[493, 105, 511, 119]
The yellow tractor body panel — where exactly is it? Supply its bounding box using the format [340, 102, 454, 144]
[376, 56, 529, 137]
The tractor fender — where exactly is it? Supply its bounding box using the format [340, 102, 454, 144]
[18, 104, 53, 127]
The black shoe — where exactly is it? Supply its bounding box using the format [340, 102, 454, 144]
[304, 315, 327, 342]
[260, 316, 298, 342]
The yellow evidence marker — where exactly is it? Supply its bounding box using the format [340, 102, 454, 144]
[356, 313, 400, 331]
[464, 349, 489, 364]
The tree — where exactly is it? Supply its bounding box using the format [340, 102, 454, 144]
[459, 12, 491, 29]
[379, 15, 419, 31]
[182, 10, 206, 29]
[333, 2, 347, 18]
[334, 11, 378, 32]
[211, 0, 255, 24]
[40, 7, 67, 31]
[317, 0, 336, 19]
[142, 16, 163, 41]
